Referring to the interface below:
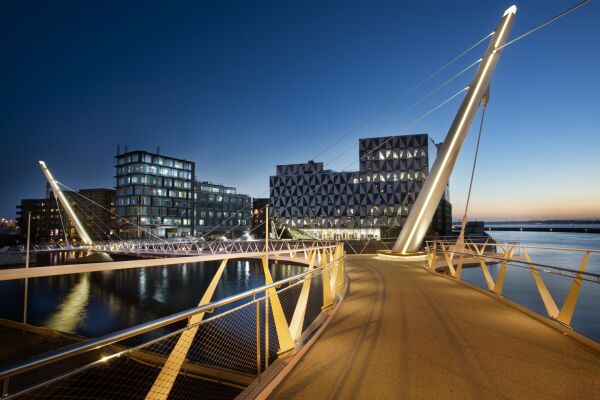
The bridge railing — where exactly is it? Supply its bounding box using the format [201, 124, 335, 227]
[425, 239, 600, 341]
[92, 238, 335, 257]
[0, 245, 345, 399]
[0, 243, 346, 399]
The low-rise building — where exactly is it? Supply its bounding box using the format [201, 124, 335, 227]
[16, 188, 115, 244]
[194, 182, 251, 238]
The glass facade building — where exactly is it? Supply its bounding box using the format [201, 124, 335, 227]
[194, 182, 251, 238]
[115, 150, 195, 238]
[270, 134, 450, 240]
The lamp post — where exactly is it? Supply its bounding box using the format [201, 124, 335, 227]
[23, 212, 31, 324]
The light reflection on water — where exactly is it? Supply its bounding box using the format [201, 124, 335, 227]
[459, 231, 600, 342]
[45, 274, 90, 332]
[0, 258, 305, 341]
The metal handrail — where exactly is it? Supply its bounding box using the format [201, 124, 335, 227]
[432, 246, 600, 280]
[426, 238, 599, 330]
[426, 239, 600, 253]
[0, 254, 339, 381]
[3, 265, 336, 400]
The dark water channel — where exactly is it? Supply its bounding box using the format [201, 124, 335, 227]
[0, 252, 306, 342]
[460, 231, 600, 342]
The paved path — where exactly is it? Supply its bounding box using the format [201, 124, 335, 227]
[270, 255, 600, 400]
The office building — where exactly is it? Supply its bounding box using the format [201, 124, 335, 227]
[270, 134, 451, 240]
[115, 150, 195, 238]
[194, 182, 251, 238]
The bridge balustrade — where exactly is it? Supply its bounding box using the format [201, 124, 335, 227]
[0, 243, 346, 400]
[426, 239, 600, 342]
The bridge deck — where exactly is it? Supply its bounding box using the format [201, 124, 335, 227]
[271, 255, 600, 399]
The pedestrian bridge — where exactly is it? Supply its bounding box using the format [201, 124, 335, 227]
[0, 239, 598, 399]
[271, 255, 600, 399]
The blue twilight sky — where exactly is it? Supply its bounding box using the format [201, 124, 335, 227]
[1, 0, 599, 221]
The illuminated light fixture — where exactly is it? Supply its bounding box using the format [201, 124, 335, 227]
[392, 6, 516, 255]
[503, 5, 517, 16]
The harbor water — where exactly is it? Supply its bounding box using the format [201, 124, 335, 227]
[460, 230, 600, 342]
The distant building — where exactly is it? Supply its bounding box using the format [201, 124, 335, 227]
[270, 134, 452, 240]
[251, 198, 269, 239]
[17, 194, 74, 244]
[78, 188, 116, 241]
[16, 188, 115, 244]
[115, 150, 195, 238]
[194, 182, 251, 238]
[465, 221, 486, 235]
[431, 198, 452, 237]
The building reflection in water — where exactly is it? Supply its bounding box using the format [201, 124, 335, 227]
[0, 257, 306, 341]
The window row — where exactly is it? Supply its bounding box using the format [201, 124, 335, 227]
[116, 187, 191, 198]
[117, 154, 193, 171]
[116, 163, 192, 179]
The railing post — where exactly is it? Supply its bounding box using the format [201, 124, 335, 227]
[440, 243, 456, 277]
[336, 244, 345, 291]
[454, 252, 464, 278]
[523, 248, 559, 319]
[261, 256, 295, 354]
[321, 249, 334, 310]
[256, 294, 261, 379]
[492, 246, 513, 294]
[289, 251, 316, 341]
[265, 205, 269, 253]
[557, 251, 590, 326]
[431, 241, 437, 271]
[145, 258, 228, 400]
[329, 247, 338, 292]
[264, 292, 269, 370]
[471, 243, 495, 291]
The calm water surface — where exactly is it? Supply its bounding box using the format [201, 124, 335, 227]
[460, 231, 600, 341]
[0, 256, 305, 341]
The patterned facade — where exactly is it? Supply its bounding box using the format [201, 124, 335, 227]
[270, 134, 442, 240]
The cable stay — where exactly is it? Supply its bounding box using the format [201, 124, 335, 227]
[310, 32, 494, 162]
[498, 0, 592, 51]
[56, 180, 168, 243]
[198, 32, 497, 240]
[39, 2, 593, 245]
[211, 1, 593, 243]
[455, 93, 488, 250]
[229, 87, 470, 243]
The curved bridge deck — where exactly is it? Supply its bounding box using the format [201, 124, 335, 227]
[271, 255, 600, 399]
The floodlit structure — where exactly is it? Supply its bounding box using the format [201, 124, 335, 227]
[38, 161, 93, 245]
[391, 5, 517, 256]
[270, 134, 451, 240]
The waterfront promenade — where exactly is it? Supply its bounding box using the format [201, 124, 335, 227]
[271, 255, 600, 399]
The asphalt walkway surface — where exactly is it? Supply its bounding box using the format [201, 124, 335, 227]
[270, 255, 600, 400]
